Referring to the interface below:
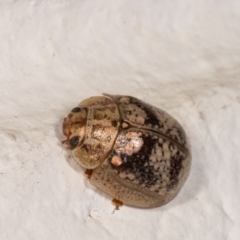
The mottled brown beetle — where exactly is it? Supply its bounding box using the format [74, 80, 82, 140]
[62, 94, 191, 209]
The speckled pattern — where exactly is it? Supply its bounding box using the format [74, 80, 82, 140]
[72, 104, 120, 168]
[90, 128, 190, 208]
[111, 129, 187, 192]
[62, 94, 191, 208]
[110, 94, 188, 148]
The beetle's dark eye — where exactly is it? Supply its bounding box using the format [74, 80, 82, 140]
[71, 107, 81, 113]
[69, 136, 79, 148]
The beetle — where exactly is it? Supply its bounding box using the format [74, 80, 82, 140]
[62, 94, 191, 209]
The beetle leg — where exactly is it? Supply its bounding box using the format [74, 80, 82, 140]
[84, 169, 93, 179]
[62, 139, 68, 145]
[112, 198, 123, 210]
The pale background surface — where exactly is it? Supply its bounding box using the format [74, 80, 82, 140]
[0, 1, 240, 239]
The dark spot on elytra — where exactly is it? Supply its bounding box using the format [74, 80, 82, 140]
[167, 150, 184, 190]
[121, 153, 130, 163]
[110, 134, 158, 188]
[129, 98, 163, 128]
[111, 120, 118, 127]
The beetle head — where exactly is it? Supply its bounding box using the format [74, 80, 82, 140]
[62, 107, 87, 149]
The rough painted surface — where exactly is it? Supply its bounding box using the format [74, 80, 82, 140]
[1, 1, 240, 240]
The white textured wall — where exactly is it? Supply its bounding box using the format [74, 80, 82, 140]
[1, 1, 240, 239]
